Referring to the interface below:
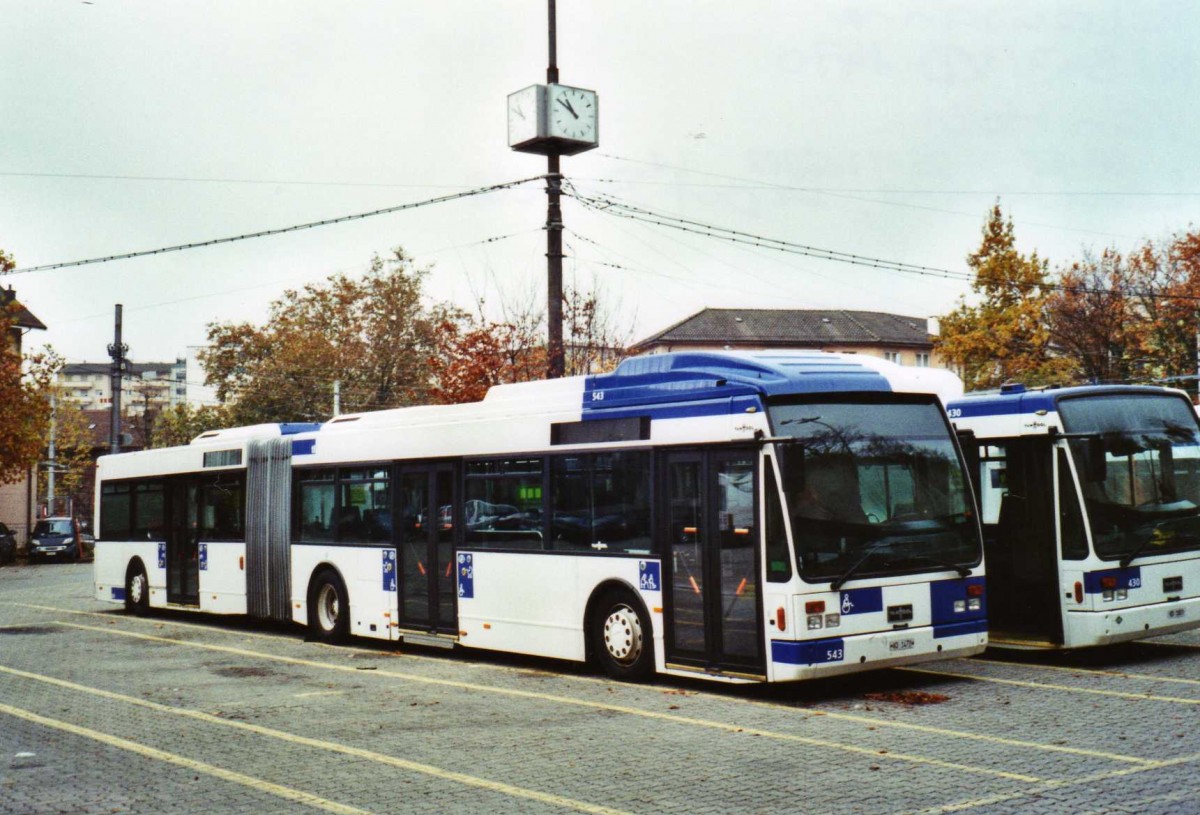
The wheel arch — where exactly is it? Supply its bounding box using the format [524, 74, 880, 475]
[125, 556, 148, 584]
[305, 562, 350, 604]
[583, 578, 652, 663]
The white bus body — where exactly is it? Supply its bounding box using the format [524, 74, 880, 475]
[95, 351, 985, 683]
[948, 384, 1200, 648]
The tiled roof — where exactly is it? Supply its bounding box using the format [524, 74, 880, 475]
[635, 308, 933, 349]
[1, 287, 46, 331]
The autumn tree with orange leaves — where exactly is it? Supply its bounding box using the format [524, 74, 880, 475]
[427, 285, 632, 405]
[936, 205, 1072, 390]
[0, 248, 60, 485]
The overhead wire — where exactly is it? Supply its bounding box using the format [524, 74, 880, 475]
[7, 175, 544, 276]
[565, 179, 1200, 305]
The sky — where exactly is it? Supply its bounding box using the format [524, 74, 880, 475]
[3, 1, 1200, 384]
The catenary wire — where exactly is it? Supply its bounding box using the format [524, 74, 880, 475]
[7, 176, 544, 276]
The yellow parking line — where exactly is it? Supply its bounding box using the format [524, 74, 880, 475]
[12, 603, 1168, 770]
[14, 603, 1155, 767]
[0, 702, 373, 815]
[56, 620, 1040, 783]
[0, 663, 636, 815]
[759, 704, 1153, 765]
[906, 751, 1200, 815]
[982, 657, 1200, 687]
[899, 666, 1200, 705]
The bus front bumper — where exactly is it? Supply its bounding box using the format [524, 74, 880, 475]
[770, 620, 986, 682]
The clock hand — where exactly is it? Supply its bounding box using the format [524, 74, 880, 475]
[557, 97, 579, 119]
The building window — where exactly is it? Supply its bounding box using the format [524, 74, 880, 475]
[883, 351, 900, 364]
[915, 353, 931, 367]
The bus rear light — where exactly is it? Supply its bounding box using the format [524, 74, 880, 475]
[1074, 582, 1083, 604]
[966, 584, 984, 598]
[805, 601, 825, 614]
[1100, 576, 1118, 590]
[1115, 589, 1128, 600]
[967, 598, 982, 611]
[776, 607, 786, 631]
[824, 613, 840, 628]
[954, 600, 966, 613]
[239, 556, 244, 571]
[807, 614, 823, 630]
[1102, 590, 1114, 602]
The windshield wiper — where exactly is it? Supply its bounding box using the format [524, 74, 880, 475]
[831, 540, 896, 591]
[906, 553, 972, 578]
[1119, 537, 1151, 569]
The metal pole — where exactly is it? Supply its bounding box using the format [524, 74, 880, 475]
[108, 304, 126, 454]
[47, 390, 56, 506]
[545, 0, 564, 378]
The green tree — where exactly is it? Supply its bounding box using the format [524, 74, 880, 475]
[936, 205, 1071, 390]
[40, 392, 95, 509]
[201, 249, 444, 424]
[150, 403, 234, 448]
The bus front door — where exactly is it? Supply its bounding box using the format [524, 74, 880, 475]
[165, 480, 199, 606]
[663, 449, 764, 678]
[396, 464, 457, 635]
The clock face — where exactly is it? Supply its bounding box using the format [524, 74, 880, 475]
[547, 85, 598, 144]
[507, 85, 542, 147]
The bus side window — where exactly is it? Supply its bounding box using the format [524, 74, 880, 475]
[979, 444, 1008, 527]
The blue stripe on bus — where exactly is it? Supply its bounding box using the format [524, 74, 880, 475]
[933, 619, 988, 639]
[929, 576, 987, 625]
[838, 586, 882, 615]
[1083, 567, 1142, 594]
[278, 422, 322, 436]
[771, 637, 846, 665]
[110, 587, 126, 602]
[581, 351, 893, 417]
[291, 438, 316, 456]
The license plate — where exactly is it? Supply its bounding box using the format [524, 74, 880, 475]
[889, 638, 916, 652]
[1169, 608, 1186, 619]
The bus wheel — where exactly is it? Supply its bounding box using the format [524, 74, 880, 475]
[125, 565, 150, 617]
[308, 570, 350, 644]
[591, 590, 653, 681]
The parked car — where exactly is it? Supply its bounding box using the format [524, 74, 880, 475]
[28, 517, 93, 563]
[0, 522, 16, 565]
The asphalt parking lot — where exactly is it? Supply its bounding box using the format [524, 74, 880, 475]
[2, 561, 1199, 815]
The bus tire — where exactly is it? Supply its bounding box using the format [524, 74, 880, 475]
[308, 569, 350, 644]
[125, 563, 150, 617]
[591, 589, 653, 681]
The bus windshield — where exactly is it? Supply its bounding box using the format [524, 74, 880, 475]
[769, 398, 980, 583]
[1060, 393, 1200, 563]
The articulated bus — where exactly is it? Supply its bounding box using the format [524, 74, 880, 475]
[948, 383, 1200, 648]
[95, 351, 986, 684]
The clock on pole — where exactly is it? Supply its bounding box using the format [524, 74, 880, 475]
[507, 83, 599, 156]
[507, 1, 598, 379]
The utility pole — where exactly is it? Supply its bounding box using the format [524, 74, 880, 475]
[107, 304, 128, 454]
[46, 390, 56, 507]
[545, 0, 565, 379]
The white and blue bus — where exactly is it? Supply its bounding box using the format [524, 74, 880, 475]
[94, 351, 986, 684]
[948, 383, 1200, 648]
